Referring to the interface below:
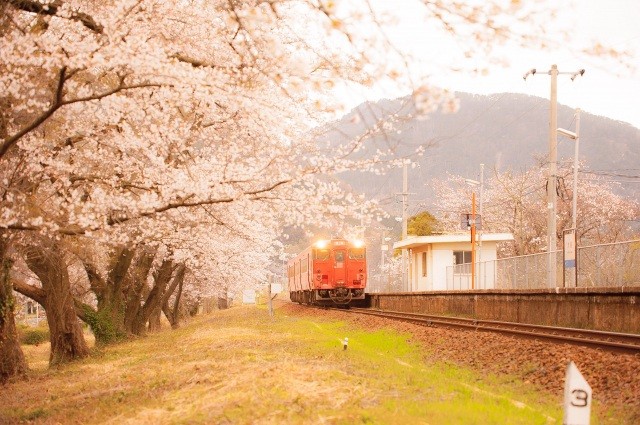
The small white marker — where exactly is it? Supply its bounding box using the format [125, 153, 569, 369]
[563, 361, 592, 425]
[342, 337, 349, 350]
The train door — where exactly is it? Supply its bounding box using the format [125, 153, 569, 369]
[333, 248, 346, 286]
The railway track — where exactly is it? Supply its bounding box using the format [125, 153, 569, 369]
[346, 308, 640, 354]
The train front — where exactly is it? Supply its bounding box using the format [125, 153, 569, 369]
[313, 239, 366, 305]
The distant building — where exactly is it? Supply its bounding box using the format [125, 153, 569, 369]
[393, 233, 514, 291]
[242, 289, 257, 304]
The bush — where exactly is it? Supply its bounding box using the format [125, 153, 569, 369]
[19, 327, 50, 346]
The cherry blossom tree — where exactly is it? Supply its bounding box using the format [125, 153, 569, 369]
[1, 0, 625, 378]
[432, 164, 639, 256]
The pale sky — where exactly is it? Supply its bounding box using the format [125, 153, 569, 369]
[344, 0, 640, 129]
[432, 0, 640, 129]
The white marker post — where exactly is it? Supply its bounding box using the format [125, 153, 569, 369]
[563, 361, 592, 425]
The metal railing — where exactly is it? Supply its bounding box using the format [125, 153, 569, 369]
[447, 239, 640, 290]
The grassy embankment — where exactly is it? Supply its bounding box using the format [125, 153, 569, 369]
[1, 303, 563, 424]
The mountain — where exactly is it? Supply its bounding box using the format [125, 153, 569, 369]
[322, 92, 640, 209]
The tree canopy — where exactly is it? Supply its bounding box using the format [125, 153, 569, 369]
[408, 211, 439, 236]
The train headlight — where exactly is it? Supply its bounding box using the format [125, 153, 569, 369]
[352, 239, 364, 248]
[315, 240, 328, 249]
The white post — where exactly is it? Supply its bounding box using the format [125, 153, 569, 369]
[563, 361, 592, 425]
[478, 163, 484, 288]
[380, 231, 386, 293]
[402, 162, 408, 292]
[268, 276, 274, 318]
[548, 64, 559, 288]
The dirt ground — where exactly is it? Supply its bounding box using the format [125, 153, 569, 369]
[280, 302, 640, 422]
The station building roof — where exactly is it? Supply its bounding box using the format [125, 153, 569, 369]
[393, 233, 514, 250]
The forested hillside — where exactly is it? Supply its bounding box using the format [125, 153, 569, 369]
[324, 92, 640, 207]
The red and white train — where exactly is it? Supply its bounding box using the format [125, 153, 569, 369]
[287, 238, 367, 305]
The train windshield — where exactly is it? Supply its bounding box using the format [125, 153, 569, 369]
[348, 248, 365, 260]
[314, 249, 330, 260]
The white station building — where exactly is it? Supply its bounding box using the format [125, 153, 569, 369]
[393, 233, 514, 291]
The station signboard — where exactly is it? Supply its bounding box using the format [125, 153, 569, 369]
[564, 230, 576, 268]
[460, 213, 482, 230]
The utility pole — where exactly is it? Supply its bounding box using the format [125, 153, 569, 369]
[478, 163, 484, 286]
[465, 164, 483, 288]
[401, 162, 408, 292]
[558, 109, 581, 288]
[548, 64, 559, 289]
[380, 228, 391, 293]
[571, 109, 581, 230]
[471, 192, 476, 290]
[524, 65, 585, 288]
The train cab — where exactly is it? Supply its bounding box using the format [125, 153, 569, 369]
[288, 238, 367, 305]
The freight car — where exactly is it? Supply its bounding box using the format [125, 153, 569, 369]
[287, 238, 366, 305]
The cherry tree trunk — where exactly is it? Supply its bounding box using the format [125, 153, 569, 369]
[123, 249, 155, 335]
[162, 265, 186, 329]
[148, 308, 162, 332]
[131, 259, 173, 336]
[24, 242, 89, 366]
[0, 249, 27, 383]
[83, 247, 134, 344]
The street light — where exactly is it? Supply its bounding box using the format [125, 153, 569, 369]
[557, 108, 581, 230]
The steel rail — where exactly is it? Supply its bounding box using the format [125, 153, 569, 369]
[347, 308, 640, 354]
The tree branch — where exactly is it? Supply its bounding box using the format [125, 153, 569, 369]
[7, 0, 104, 34]
[0, 71, 165, 161]
[12, 279, 46, 306]
[0, 67, 67, 160]
[73, 299, 94, 323]
[5, 178, 292, 235]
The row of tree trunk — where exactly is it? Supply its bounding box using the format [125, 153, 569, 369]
[0, 235, 189, 383]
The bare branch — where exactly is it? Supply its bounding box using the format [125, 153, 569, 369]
[6, 0, 104, 34]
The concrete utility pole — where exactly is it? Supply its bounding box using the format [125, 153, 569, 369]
[524, 65, 585, 288]
[558, 109, 581, 288]
[570, 109, 581, 230]
[401, 162, 408, 292]
[380, 228, 391, 293]
[548, 65, 559, 288]
[478, 163, 484, 284]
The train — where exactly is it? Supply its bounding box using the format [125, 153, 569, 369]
[287, 238, 367, 306]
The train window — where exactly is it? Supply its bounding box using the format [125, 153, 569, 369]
[348, 248, 365, 260]
[335, 251, 344, 262]
[314, 249, 330, 260]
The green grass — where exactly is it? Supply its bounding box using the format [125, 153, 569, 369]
[0, 304, 564, 424]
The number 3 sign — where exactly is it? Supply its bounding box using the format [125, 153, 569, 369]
[563, 361, 592, 425]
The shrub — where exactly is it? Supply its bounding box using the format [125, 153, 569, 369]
[20, 327, 50, 346]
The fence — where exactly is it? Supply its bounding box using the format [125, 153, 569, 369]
[446, 239, 640, 290]
[578, 240, 640, 287]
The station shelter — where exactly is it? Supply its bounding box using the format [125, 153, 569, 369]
[393, 233, 514, 291]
